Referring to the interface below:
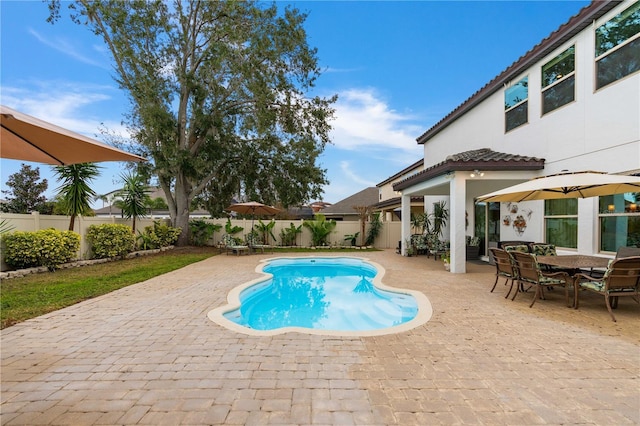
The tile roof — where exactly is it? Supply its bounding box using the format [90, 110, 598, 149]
[417, 1, 619, 144]
[393, 148, 544, 191]
[321, 187, 380, 216]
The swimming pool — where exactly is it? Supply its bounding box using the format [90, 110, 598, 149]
[208, 256, 432, 336]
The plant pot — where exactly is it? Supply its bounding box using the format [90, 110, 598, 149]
[466, 245, 480, 260]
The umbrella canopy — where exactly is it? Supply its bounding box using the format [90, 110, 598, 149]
[226, 201, 281, 216]
[1, 105, 146, 165]
[227, 202, 281, 243]
[477, 171, 640, 203]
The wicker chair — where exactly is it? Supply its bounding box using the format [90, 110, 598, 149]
[573, 256, 640, 322]
[489, 248, 518, 299]
[511, 251, 571, 308]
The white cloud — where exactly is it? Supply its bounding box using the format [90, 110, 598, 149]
[1, 81, 129, 139]
[340, 161, 376, 187]
[329, 88, 424, 157]
[28, 28, 108, 69]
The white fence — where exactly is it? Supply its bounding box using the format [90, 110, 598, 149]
[0, 212, 402, 270]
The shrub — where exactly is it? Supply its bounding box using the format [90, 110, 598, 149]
[86, 224, 135, 259]
[189, 220, 222, 246]
[3, 229, 80, 270]
[136, 221, 181, 250]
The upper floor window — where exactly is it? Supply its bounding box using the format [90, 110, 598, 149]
[542, 46, 575, 114]
[505, 76, 528, 132]
[595, 1, 640, 90]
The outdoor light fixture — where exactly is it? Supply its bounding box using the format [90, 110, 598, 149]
[470, 170, 484, 178]
[608, 204, 615, 212]
[630, 203, 637, 212]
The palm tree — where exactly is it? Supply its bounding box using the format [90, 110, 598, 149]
[118, 172, 150, 234]
[53, 163, 101, 231]
[94, 193, 114, 215]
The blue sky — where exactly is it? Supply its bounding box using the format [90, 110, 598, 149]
[1, 0, 590, 207]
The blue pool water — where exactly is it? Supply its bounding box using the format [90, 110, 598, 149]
[223, 257, 418, 331]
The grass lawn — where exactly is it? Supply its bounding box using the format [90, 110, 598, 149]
[0, 246, 380, 329]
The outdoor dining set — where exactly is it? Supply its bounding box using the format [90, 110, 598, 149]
[490, 243, 640, 322]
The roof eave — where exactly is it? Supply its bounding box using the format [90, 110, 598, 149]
[416, 1, 618, 145]
[392, 159, 545, 191]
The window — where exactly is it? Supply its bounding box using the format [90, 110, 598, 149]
[505, 76, 528, 132]
[595, 1, 640, 89]
[599, 193, 640, 251]
[542, 46, 575, 114]
[544, 199, 577, 248]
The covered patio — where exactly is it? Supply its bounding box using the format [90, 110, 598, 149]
[393, 148, 546, 273]
[1, 250, 638, 424]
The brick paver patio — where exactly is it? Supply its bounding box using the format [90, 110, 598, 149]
[1, 250, 638, 425]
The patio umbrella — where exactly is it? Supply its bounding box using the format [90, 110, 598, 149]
[477, 171, 640, 203]
[226, 201, 281, 235]
[1, 105, 146, 165]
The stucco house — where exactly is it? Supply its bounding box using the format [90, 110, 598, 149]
[395, 0, 640, 273]
[373, 159, 428, 221]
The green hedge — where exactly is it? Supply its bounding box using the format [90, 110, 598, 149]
[3, 229, 80, 270]
[86, 224, 135, 259]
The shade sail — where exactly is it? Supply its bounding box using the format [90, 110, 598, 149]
[1, 105, 146, 165]
[477, 171, 640, 202]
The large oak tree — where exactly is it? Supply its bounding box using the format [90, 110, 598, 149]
[48, 0, 336, 245]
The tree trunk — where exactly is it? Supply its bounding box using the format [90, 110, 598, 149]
[173, 182, 192, 246]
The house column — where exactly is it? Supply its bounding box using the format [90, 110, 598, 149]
[401, 193, 411, 256]
[449, 173, 466, 273]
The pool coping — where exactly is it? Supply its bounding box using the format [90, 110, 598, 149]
[207, 255, 433, 337]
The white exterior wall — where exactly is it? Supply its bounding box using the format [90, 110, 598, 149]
[417, 1, 639, 261]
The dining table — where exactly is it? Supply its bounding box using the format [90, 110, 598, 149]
[536, 254, 611, 306]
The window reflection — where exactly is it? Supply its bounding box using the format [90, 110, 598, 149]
[599, 193, 640, 251]
[544, 199, 578, 249]
[595, 1, 640, 89]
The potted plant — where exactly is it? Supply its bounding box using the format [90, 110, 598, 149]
[442, 251, 451, 271]
[404, 238, 414, 257]
[466, 235, 480, 260]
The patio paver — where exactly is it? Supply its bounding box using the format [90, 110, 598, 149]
[2, 250, 638, 425]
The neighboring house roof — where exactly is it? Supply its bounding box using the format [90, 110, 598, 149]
[376, 159, 424, 187]
[393, 148, 544, 191]
[284, 206, 315, 220]
[373, 196, 425, 210]
[417, 1, 619, 144]
[321, 187, 379, 216]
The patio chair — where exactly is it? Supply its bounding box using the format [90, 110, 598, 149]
[584, 246, 640, 278]
[489, 248, 518, 299]
[615, 246, 640, 259]
[510, 251, 571, 308]
[411, 234, 428, 255]
[531, 243, 556, 256]
[246, 233, 268, 254]
[221, 234, 249, 256]
[504, 244, 530, 254]
[573, 256, 640, 322]
[426, 234, 449, 261]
